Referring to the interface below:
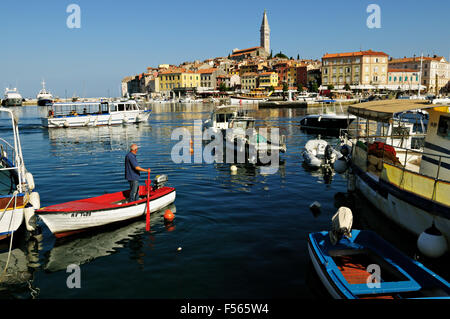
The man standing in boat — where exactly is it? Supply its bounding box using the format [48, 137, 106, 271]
[125, 144, 151, 203]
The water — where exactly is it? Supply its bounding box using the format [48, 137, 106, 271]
[0, 104, 447, 299]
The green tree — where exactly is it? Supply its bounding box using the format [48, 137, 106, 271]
[311, 82, 319, 93]
[297, 84, 303, 92]
[219, 82, 227, 92]
[343, 83, 351, 91]
[274, 51, 288, 59]
[327, 84, 335, 90]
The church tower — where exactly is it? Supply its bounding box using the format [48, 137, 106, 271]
[260, 9, 270, 55]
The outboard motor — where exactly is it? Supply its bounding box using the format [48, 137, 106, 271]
[330, 207, 353, 245]
[324, 144, 334, 164]
[340, 144, 350, 157]
[153, 174, 168, 189]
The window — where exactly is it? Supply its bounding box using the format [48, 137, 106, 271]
[437, 116, 450, 140]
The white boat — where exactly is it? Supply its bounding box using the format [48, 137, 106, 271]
[36, 175, 176, 238]
[225, 116, 286, 163]
[302, 138, 339, 169]
[0, 107, 40, 240]
[2, 88, 22, 107]
[36, 80, 53, 106]
[432, 97, 450, 105]
[346, 99, 450, 250]
[41, 99, 151, 128]
[202, 105, 248, 134]
[230, 96, 267, 105]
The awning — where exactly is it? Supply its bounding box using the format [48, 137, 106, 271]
[348, 100, 435, 122]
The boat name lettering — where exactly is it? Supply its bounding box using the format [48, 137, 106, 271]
[71, 212, 91, 218]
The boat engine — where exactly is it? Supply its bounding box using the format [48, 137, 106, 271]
[324, 144, 334, 164]
[153, 174, 168, 189]
[330, 207, 353, 245]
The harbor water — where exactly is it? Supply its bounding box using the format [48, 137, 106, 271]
[0, 103, 448, 299]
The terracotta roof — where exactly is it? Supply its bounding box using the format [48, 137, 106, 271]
[390, 56, 445, 63]
[388, 68, 418, 73]
[232, 46, 263, 54]
[241, 72, 259, 77]
[322, 50, 389, 59]
[259, 72, 276, 76]
[197, 68, 217, 74]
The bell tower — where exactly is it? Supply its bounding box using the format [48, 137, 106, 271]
[260, 9, 270, 55]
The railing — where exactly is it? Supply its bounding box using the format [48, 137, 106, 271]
[0, 138, 17, 167]
[350, 138, 450, 206]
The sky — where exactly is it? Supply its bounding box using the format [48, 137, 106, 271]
[1, 0, 449, 98]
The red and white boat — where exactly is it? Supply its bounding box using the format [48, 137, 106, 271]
[36, 175, 175, 238]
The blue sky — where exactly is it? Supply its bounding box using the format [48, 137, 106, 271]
[1, 0, 449, 98]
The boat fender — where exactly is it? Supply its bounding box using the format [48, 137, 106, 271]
[417, 222, 448, 258]
[25, 172, 35, 191]
[29, 191, 40, 210]
[63, 120, 69, 128]
[330, 207, 353, 245]
[334, 157, 348, 174]
[23, 206, 36, 232]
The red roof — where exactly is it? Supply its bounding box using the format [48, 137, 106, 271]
[388, 68, 418, 73]
[323, 50, 389, 59]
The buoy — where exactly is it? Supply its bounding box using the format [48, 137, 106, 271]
[164, 209, 175, 222]
[309, 201, 321, 217]
[417, 223, 448, 258]
[230, 165, 237, 172]
[24, 206, 36, 232]
[177, 247, 182, 251]
[334, 157, 348, 174]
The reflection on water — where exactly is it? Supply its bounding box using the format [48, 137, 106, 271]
[0, 104, 446, 298]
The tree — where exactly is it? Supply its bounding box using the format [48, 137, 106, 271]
[274, 51, 288, 59]
[297, 84, 303, 92]
[297, 54, 300, 60]
[219, 82, 227, 92]
[269, 50, 273, 59]
[327, 84, 335, 90]
[343, 83, 351, 91]
[311, 82, 319, 93]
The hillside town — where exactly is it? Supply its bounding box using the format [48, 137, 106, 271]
[121, 10, 450, 101]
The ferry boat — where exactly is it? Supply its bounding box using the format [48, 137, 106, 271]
[0, 108, 40, 240]
[41, 99, 151, 128]
[2, 88, 23, 107]
[36, 175, 176, 238]
[230, 88, 272, 105]
[344, 100, 450, 248]
[36, 80, 53, 106]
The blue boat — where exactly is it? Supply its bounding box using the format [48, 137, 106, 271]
[308, 227, 450, 299]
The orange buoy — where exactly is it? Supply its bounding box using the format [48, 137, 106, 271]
[164, 209, 175, 222]
[190, 139, 194, 154]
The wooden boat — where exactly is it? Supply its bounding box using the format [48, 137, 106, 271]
[0, 107, 40, 240]
[308, 208, 450, 299]
[36, 175, 175, 238]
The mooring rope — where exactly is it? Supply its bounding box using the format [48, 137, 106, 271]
[0, 191, 18, 283]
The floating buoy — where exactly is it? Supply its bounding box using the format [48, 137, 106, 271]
[417, 223, 448, 258]
[164, 209, 175, 222]
[309, 201, 321, 217]
[177, 247, 182, 251]
[230, 165, 237, 172]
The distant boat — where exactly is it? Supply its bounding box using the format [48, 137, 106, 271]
[2, 88, 23, 107]
[230, 89, 272, 105]
[41, 99, 151, 128]
[36, 80, 54, 106]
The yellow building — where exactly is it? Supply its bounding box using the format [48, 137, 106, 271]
[322, 50, 389, 88]
[258, 72, 278, 88]
[159, 68, 200, 92]
[241, 72, 259, 91]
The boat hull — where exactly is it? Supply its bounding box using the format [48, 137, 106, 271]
[230, 97, 266, 105]
[37, 99, 53, 106]
[2, 99, 22, 107]
[352, 165, 450, 246]
[42, 111, 151, 128]
[36, 187, 175, 238]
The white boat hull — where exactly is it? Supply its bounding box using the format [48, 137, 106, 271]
[0, 208, 24, 239]
[42, 111, 150, 128]
[354, 172, 450, 246]
[230, 97, 266, 105]
[38, 191, 176, 237]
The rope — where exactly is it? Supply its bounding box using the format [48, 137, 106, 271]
[0, 191, 18, 283]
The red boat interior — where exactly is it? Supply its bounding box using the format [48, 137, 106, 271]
[38, 185, 175, 213]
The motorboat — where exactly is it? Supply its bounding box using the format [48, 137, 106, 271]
[225, 116, 286, 163]
[2, 88, 23, 107]
[202, 105, 248, 134]
[308, 207, 450, 299]
[345, 99, 450, 251]
[36, 80, 54, 106]
[230, 89, 272, 105]
[0, 107, 40, 240]
[36, 175, 176, 238]
[41, 99, 151, 128]
[300, 102, 356, 136]
[302, 137, 339, 169]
